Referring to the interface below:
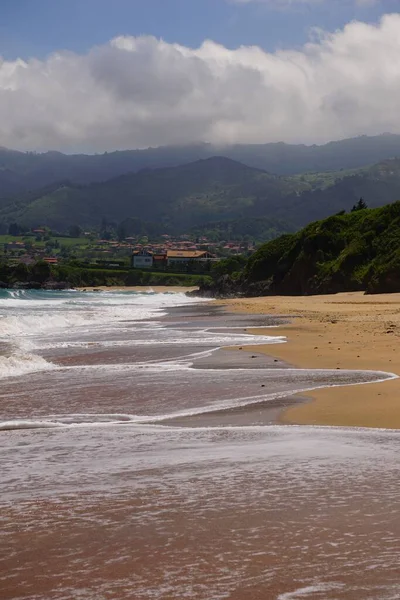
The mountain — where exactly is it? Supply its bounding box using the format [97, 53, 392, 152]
[4, 155, 400, 234]
[201, 202, 400, 296]
[3, 133, 400, 199]
[0, 157, 296, 232]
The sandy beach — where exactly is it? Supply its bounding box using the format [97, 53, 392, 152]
[221, 292, 400, 429]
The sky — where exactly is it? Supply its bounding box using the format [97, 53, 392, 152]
[1, 0, 400, 152]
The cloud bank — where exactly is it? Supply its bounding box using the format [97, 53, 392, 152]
[231, 0, 378, 6]
[1, 13, 400, 152]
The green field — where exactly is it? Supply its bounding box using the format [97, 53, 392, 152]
[0, 235, 31, 244]
[0, 235, 89, 248]
[57, 237, 89, 247]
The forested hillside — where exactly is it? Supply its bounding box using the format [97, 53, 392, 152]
[204, 202, 400, 296]
[4, 155, 400, 236]
[0, 157, 297, 232]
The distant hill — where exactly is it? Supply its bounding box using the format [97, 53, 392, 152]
[0, 157, 296, 232]
[3, 155, 400, 235]
[203, 202, 400, 296]
[3, 133, 400, 199]
[273, 158, 400, 226]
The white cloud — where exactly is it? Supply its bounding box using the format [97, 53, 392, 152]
[1, 13, 400, 152]
[231, 0, 377, 6]
[231, 0, 322, 5]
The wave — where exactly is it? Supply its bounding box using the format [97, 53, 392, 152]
[0, 309, 157, 339]
[0, 289, 207, 340]
[0, 352, 56, 380]
[0, 288, 202, 308]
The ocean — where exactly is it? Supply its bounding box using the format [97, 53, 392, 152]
[0, 289, 399, 599]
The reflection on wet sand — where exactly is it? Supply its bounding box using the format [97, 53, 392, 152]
[0, 292, 399, 600]
[2, 426, 399, 600]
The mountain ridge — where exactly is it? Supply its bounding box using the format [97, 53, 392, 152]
[2, 133, 400, 200]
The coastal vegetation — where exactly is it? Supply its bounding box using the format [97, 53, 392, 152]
[202, 201, 400, 296]
[0, 260, 211, 289]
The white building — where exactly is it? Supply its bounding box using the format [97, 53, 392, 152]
[132, 250, 153, 269]
[166, 250, 213, 267]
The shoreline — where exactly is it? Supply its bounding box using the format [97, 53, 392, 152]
[220, 292, 400, 429]
[76, 285, 198, 293]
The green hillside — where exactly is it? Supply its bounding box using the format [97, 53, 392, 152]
[220, 202, 400, 295]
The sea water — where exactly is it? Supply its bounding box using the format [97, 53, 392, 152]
[0, 289, 399, 599]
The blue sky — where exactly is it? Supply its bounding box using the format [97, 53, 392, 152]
[1, 0, 398, 59]
[1, 1, 400, 151]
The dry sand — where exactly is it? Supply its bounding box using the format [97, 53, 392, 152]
[220, 292, 400, 429]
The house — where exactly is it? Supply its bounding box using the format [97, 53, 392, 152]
[152, 254, 168, 269]
[166, 250, 214, 267]
[132, 250, 154, 269]
[6, 241, 25, 251]
[43, 257, 58, 265]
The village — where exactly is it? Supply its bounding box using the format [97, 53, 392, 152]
[0, 228, 256, 272]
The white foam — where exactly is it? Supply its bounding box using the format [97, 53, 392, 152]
[0, 420, 64, 431]
[0, 352, 56, 380]
[0, 413, 141, 430]
[277, 583, 345, 599]
[0, 290, 207, 340]
[32, 332, 286, 351]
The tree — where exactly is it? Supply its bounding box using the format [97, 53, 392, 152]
[351, 197, 368, 212]
[14, 263, 29, 282]
[117, 222, 127, 241]
[31, 261, 51, 283]
[8, 222, 21, 236]
[68, 225, 82, 238]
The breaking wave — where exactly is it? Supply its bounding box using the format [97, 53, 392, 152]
[0, 352, 56, 380]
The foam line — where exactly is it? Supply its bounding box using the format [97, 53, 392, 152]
[1, 370, 396, 431]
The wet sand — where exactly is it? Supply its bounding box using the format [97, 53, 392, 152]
[220, 292, 400, 428]
[2, 425, 400, 600]
[2, 293, 400, 600]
